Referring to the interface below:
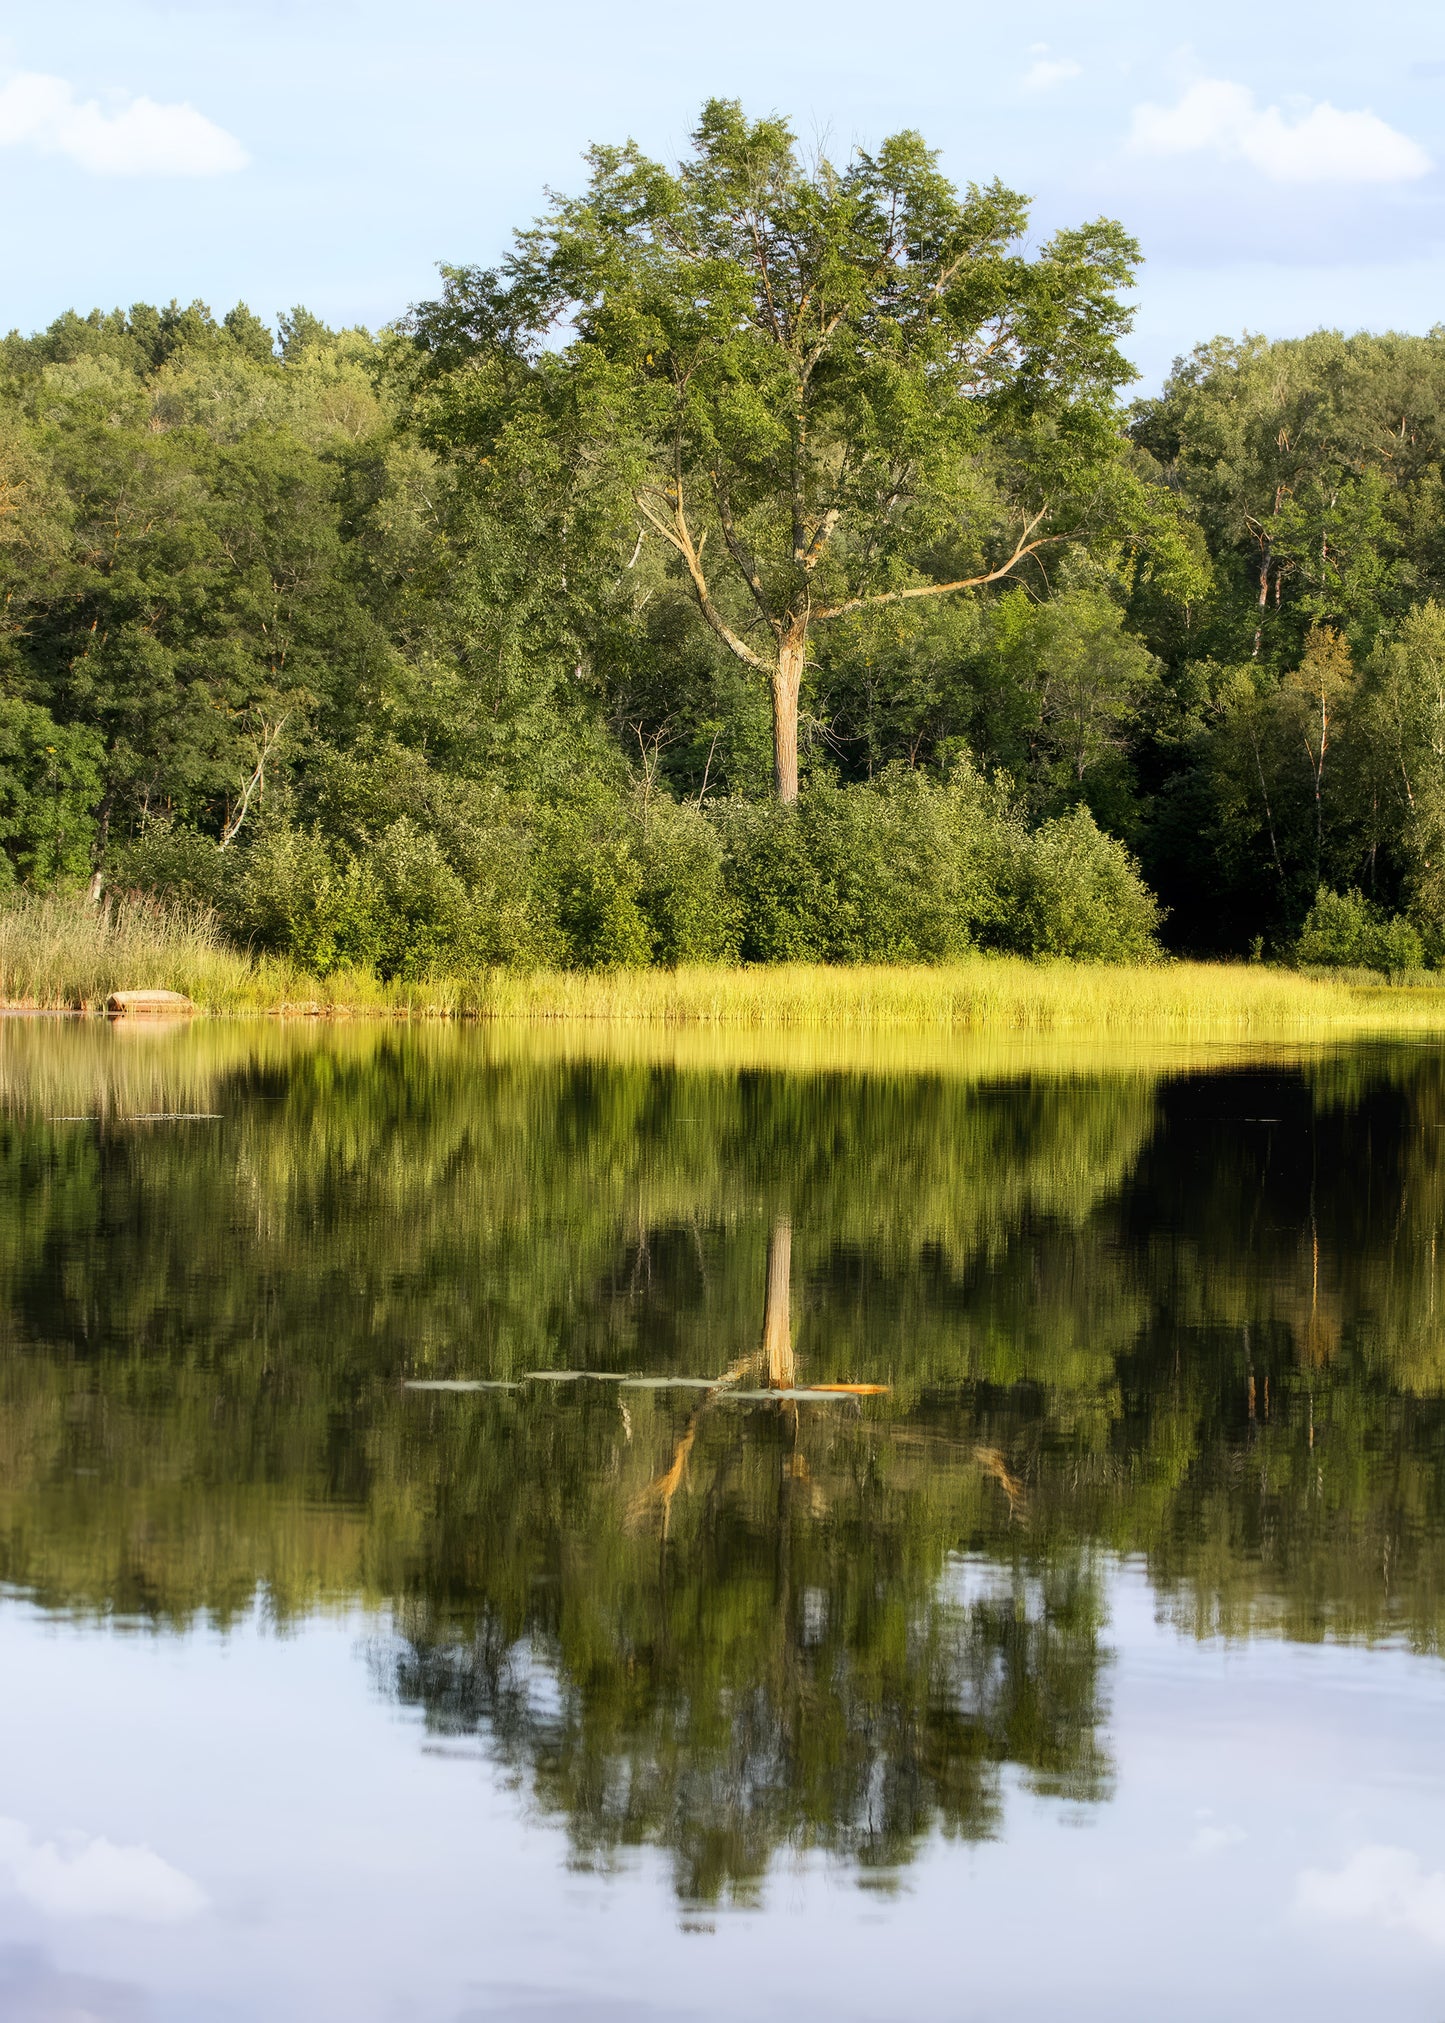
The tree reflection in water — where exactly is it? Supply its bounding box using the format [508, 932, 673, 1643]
[3, 1025, 1445, 1899]
[384, 1217, 1110, 1902]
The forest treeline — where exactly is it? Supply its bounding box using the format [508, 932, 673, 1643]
[6, 102, 1445, 970]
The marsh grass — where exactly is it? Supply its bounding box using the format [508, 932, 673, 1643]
[4, 888, 1445, 1037]
[0, 891, 468, 1016]
[474, 957, 1445, 1036]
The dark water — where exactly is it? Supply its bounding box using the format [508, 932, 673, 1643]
[4, 1021, 1445, 2020]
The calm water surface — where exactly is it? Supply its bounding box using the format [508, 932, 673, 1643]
[3, 1020, 1445, 2020]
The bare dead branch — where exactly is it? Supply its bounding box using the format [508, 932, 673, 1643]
[637, 481, 774, 676]
[219, 712, 288, 851]
[815, 506, 1058, 621]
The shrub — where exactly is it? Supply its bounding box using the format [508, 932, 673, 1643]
[110, 820, 235, 913]
[711, 799, 829, 961]
[794, 776, 962, 961]
[1295, 888, 1425, 973]
[360, 821, 479, 978]
[712, 763, 1017, 964]
[233, 826, 371, 974]
[532, 793, 652, 970]
[104, 768, 1166, 974]
[999, 806, 1161, 962]
[636, 798, 740, 965]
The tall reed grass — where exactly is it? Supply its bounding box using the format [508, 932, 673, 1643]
[3, 889, 1444, 1037]
[473, 958, 1445, 1035]
[0, 891, 467, 1015]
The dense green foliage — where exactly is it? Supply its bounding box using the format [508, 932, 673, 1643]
[7, 106, 1445, 967]
[1294, 886, 1424, 971]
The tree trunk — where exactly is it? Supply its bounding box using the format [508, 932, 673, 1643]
[1315, 691, 1327, 891]
[761, 1218, 794, 1391]
[1252, 556, 1269, 659]
[88, 789, 114, 905]
[771, 632, 805, 804]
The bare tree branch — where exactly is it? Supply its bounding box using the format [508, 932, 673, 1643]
[219, 712, 288, 850]
[636, 483, 774, 675]
[815, 506, 1058, 621]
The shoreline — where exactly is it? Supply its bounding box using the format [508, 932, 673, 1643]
[5, 957, 1445, 1035]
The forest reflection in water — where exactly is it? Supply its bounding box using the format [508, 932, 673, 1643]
[2, 1019, 1445, 1910]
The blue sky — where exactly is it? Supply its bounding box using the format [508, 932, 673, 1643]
[3, 0, 1444, 385]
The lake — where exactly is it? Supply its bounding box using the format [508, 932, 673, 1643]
[2, 1018, 1445, 2021]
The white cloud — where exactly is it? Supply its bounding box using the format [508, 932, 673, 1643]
[0, 70, 248, 177]
[1129, 78, 1430, 185]
[1295, 1844, 1445, 1946]
[1190, 1822, 1246, 1856]
[0, 1816, 208, 1921]
[1023, 47, 1082, 93]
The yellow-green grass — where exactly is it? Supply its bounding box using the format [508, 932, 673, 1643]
[0, 891, 464, 1017]
[5, 889, 1445, 1038]
[472, 957, 1445, 1035]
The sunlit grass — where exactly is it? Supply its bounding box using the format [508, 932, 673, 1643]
[473, 958, 1429, 1033]
[5, 888, 1445, 1036]
[0, 891, 465, 1016]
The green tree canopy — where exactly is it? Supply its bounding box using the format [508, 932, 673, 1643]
[410, 100, 1144, 799]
